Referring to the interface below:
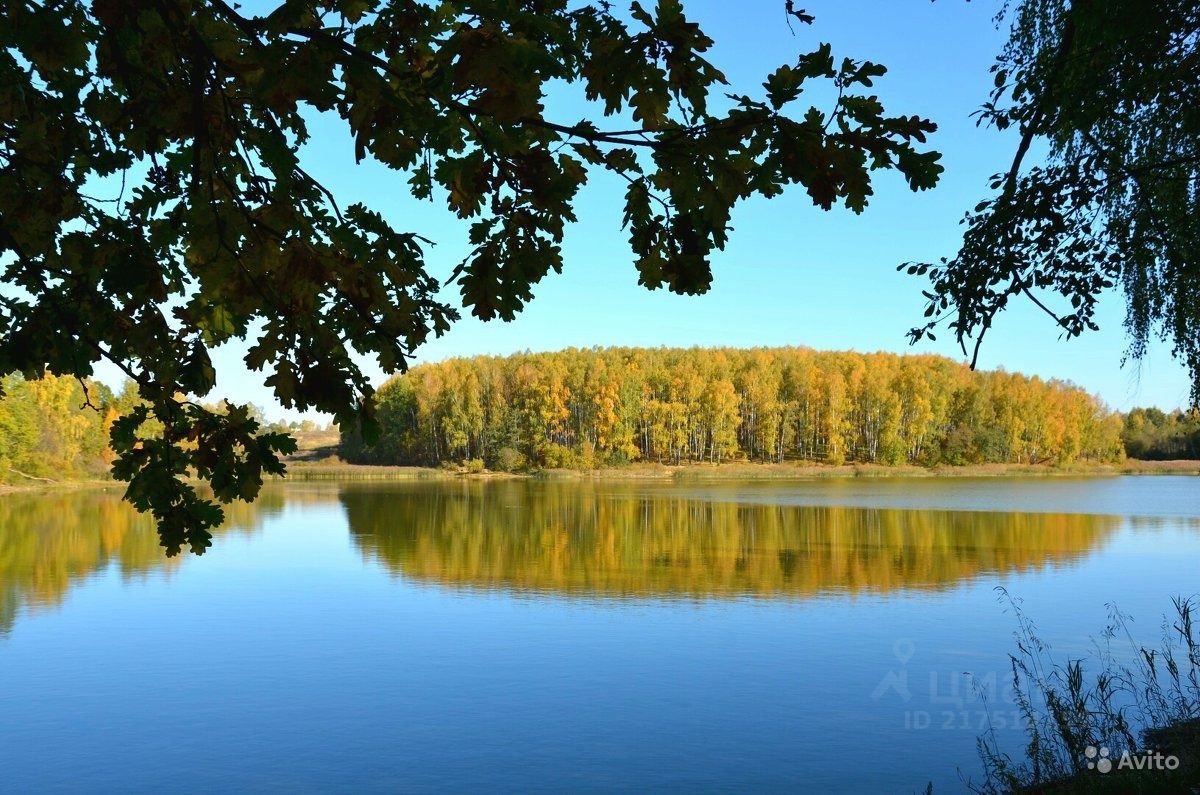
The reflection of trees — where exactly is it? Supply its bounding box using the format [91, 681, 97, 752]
[0, 481, 1148, 633]
[0, 488, 286, 634]
[344, 482, 1120, 598]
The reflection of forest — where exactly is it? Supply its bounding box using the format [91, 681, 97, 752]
[0, 488, 287, 634]
[342, 482, 1122, 599]
[0, 481, 1160, 634]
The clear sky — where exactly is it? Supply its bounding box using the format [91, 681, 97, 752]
[190, 0, 1192, 421]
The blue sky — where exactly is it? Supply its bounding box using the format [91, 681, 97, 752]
[196, 0, 1192, 420]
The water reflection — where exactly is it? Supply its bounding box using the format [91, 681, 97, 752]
[0, 488, 283, 634]
[341, 481, 1121, 599]
[0, 481, 1133, 633]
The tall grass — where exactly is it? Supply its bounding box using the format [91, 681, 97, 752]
[277, 463, 444, 481]
[971, 589, 1200, 793]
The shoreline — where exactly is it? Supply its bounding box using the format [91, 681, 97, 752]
[2, 459, 1197, 495]
[276, 458, 1200, 482]
[0, 479, 124, 496]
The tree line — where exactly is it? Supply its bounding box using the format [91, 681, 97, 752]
[3, 352, 1195, 485]
[1122, 408, 1200, 460]
[340, 347, 1128, 469]
[0, 373, 136, 481]
[0, 372, 326, 484]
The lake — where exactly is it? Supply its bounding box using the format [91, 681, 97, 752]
[1, 476, 1197, 792]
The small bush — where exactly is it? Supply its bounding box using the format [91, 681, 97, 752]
[575, 445, 597, 471]
[490, 446, 527, 473]
[538, 443, 577, 469]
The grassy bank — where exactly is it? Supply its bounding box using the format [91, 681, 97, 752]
[277, 463, 505, 482]
[2, 458, 1195, 493]
[277, 458, 1200, 482]
[970, 592, 1199, 794]
[0, 477, 121, 496]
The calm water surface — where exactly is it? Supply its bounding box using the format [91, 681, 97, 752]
[1, 476, 1197, 793]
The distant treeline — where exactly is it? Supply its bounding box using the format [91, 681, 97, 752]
[341, 347, 1127, 469]
[1122, 407, 1200, 460]
[0, 373, 136, 481]
[0, 372, 325, 484]
[4, 356, 1195, 484]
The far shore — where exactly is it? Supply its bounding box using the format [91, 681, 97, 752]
[274, 458, 1200, 482]
[0, 478, 124, 496]
[2, 459, 1197, 495]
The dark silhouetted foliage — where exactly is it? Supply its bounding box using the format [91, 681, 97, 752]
[905, 1, 1200, 405]
[0, 1, 941, 553]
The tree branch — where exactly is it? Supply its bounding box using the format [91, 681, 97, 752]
[205, 0, 689, 150]
[1003, 13, 1078, 193]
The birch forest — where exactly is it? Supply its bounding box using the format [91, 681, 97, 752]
[341, 347, 1126, 469]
